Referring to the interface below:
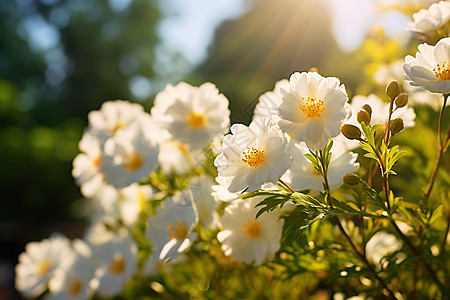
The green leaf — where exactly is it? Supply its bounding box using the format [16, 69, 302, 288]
[385, 144, 407, 176]
[360, 141, 382, 166]
[304, 152, 322, 175]
[429, 205, 443, 226]
[254, 194, 291, 218]
[290, 192, 327, 210]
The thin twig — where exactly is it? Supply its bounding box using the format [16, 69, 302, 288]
[317, 152, 397, 299]
[278, 178, 295, 193]
[424, 93, 449, 199]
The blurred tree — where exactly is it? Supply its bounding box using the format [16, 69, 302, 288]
[0, 0, 163, 278]
[190, 0, 341, 124]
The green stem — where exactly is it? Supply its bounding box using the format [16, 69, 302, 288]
[424, 93, 449, 199]
[374, 141, 445, 290]
[317, 151, 397, 299]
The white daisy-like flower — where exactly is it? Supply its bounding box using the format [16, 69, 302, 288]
[119, 183, 153, 227]
[214, 118, 292, 193]
[15, 234, 73, 298]
[211, 176, 242, 203]
[145, 192, 199, 261]
[282, 140, 359, 192]
[252, 79, 289, 125]
[403, 37, 450, 94]
[158, 140, 198, 176]
[46, 240, 94, 300]
[365, 232, 403, 269]
[151, 82, 230, 150]
[217, 196, 283, 266]
[278, 72, 351, 150]
[189, 176, 219, 229]
[349, 94, 416, 129]
[90, 229, 138, 297]
[83, 222, 118, 246]
[86, 183, 152, 227]
[404, 84, 447, 110]
[88, 100, 147, 141]
[72, 129, 106, 198]
[100, 117, 159, 189]
[405, 1, 450, 34]
[373, 60, 405, 86]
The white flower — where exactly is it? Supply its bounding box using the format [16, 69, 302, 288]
[403, 37, 450, 94]
[253, 79, 289, 125]
[119, 183, 153, 227]
[145, 192, 199, 261]
[373, 60, 405, 86]
[72, 130, 106, 198]
[90, 229, 138, 297]
[406, 1, 450, 33]
[404, 82, 448, 110]
[349, 94, 416, 129]
[211, 176, 241, 203]
[189, 176, 219, 229]
[158, 140, 198, 176]
[46, 240, 94, 300]
[278, 72, 350, 150]
[282, 141, 359, 192]
[365, 232, 402, 268]
[85, 183, 152, 226]
[15, 234, 73, 298]
[217, 196, 283, 266]
[88, 100, 147, 141]
[151, 82, 230, 150]
[100, 117, 159, 189]
[83, 222, 118, 246]
[214, 118, 292, 193]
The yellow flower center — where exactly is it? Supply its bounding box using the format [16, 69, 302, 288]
[188, 112, 206, 128]
[92, 155, 103, 169]
[167, 221, 188, 240]
[299, 97, 325, 118]
[242, 221, 261, 238]
[37, 259, 52, 276]
[109, 255, 126, 275]
[67, 278, 83, 296]
[124, 152, 143, 170]
[434, 61, 450, 80]
[242, 147, 265, 168]
[111, 122, 125, 134]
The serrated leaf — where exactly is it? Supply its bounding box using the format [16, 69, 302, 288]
[255, 194, 291, 218]
[290, 192, 327, 210]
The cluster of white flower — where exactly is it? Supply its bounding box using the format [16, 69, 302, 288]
[15, 1, 450, 296]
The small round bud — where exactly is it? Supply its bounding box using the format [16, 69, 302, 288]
[395, 93, 408, 108]
[386, 80, 401, 100]
[389, 117, 404, 135]
[357, 109, 371, 124]
[343, 174, 360, 186]
[341, 124, 362, 140]
[309, 67, 319, 73]
[362, 104, 372, 117]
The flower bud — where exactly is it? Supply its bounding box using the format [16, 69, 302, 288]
[357, 109, 371, 124]
[343, 174, 360, 186]
[341, 124, 362, 140]
[362, 104, 372, 117]
[389, 117, 404, 135]
[395, 93, 408, 108]
[386, 80, 401, 100]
